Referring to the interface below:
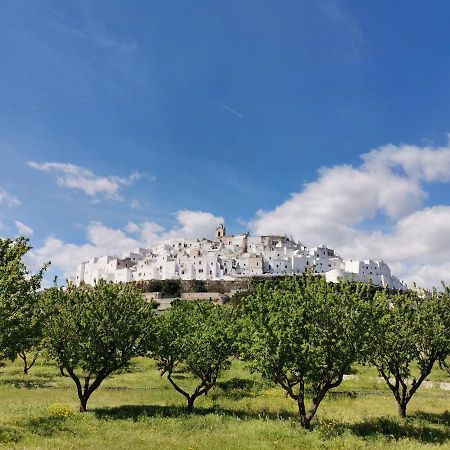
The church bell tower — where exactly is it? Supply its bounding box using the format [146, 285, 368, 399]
[216, 223, 226, 239]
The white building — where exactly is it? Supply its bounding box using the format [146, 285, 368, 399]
[74, 224, 406, 290]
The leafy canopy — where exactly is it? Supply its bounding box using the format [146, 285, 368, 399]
[0, 237, 47, 362]
[238, 274, 375, 428]
[153, 300, 237, 411]
[371, 288, 450, 417]
[44, 280, 156, 411]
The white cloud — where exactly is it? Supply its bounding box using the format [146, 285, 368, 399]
[28, 161, 142, 201]
[162, 210, 224, 241]
[250, 163, 425, 247]
[363, 143, 450, 182]
[0, 187, 20, 207]
[126, 211, 223, 243]
[250, 140, 450, 288]
[15, 220, 33, 236]
[29, 210, 223, 279]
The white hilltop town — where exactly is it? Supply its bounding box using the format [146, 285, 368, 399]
[75, 224, 406, 290]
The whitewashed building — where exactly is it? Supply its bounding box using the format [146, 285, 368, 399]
[74, 224, 405, 289]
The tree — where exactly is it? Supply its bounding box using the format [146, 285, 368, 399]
[238, 274, 374, 429]
[371, 289, 450, 418]
[16, 298, 43, 375]
[438, 285, 450, 376]
[152, 300, 237, 412]
[0, 237, 48, 372]
[44, 280, 155, 412]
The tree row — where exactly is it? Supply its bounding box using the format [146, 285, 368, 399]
[1, 237, 449, 429]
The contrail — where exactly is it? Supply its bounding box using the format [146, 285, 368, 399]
[204, 95, 243, 118]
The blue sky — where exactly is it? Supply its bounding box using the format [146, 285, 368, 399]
[2, 0, 450, 287]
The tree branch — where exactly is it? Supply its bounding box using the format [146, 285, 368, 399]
[167, 372, 190, 401]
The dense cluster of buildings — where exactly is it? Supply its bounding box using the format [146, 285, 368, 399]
[74, 225, 405, 290]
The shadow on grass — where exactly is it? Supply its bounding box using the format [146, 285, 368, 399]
[95, 404, 450, 444]
[0, 370, 59, 389]
[346, 416, 450, 444]
[0, 424, 23, 445]
[0, 378, 56, 389]
[215, 377, 264, 400]
[412, 410, 450, 426]
[23, 415, 75, 437]
[94, 403, 296, 422]
[0, 414, 75, 445]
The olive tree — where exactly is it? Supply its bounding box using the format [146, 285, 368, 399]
[0, 237, 48, 372]
[238, 274, 374, 429]
[371, 288, 450, 418]
[152, 300, 237, 412]
[44, 280, 155, 412]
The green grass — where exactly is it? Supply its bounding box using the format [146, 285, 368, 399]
[0, 358, 449, 449]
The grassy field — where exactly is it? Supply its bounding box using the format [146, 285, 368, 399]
[0, 358, 449, 449]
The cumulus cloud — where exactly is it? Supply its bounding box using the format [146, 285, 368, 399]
[29, 210, 223, 279]
[362, 143, 450, 182]
[0, 187, 20, 207]
[162, 210, 224, 241]
[250, 140, 450, 288]
[125, 211, 223, 243]
[28, 161, 142, 201]
[250, 163, 425, 247]
[15, 221, 33, 236]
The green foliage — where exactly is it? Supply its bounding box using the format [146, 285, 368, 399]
[0, 237, 48, 367]
[152, 300, 237, 411]
[43, 280, 156, 411]
[238, 274, 375, 428]
[371, 288, 450, 417]
[134, 279, 182, 296]
[437, 285, 450, 376]
[186, 279, 207, 293]
[140, 280, 162, 293]
[160, 279, 182, 296]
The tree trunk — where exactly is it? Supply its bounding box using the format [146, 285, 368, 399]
[296, 381, 331, 430]
[398, 402, 407, 418]
[65, 367, 107, 413]
[300, 414, 311, 429]
[19, 352, 38, 375]
[19, 352, 28, 375]
[79, 397, 88, 413]
[187, 396, 195, 412]
[297, 392, 311, 430]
